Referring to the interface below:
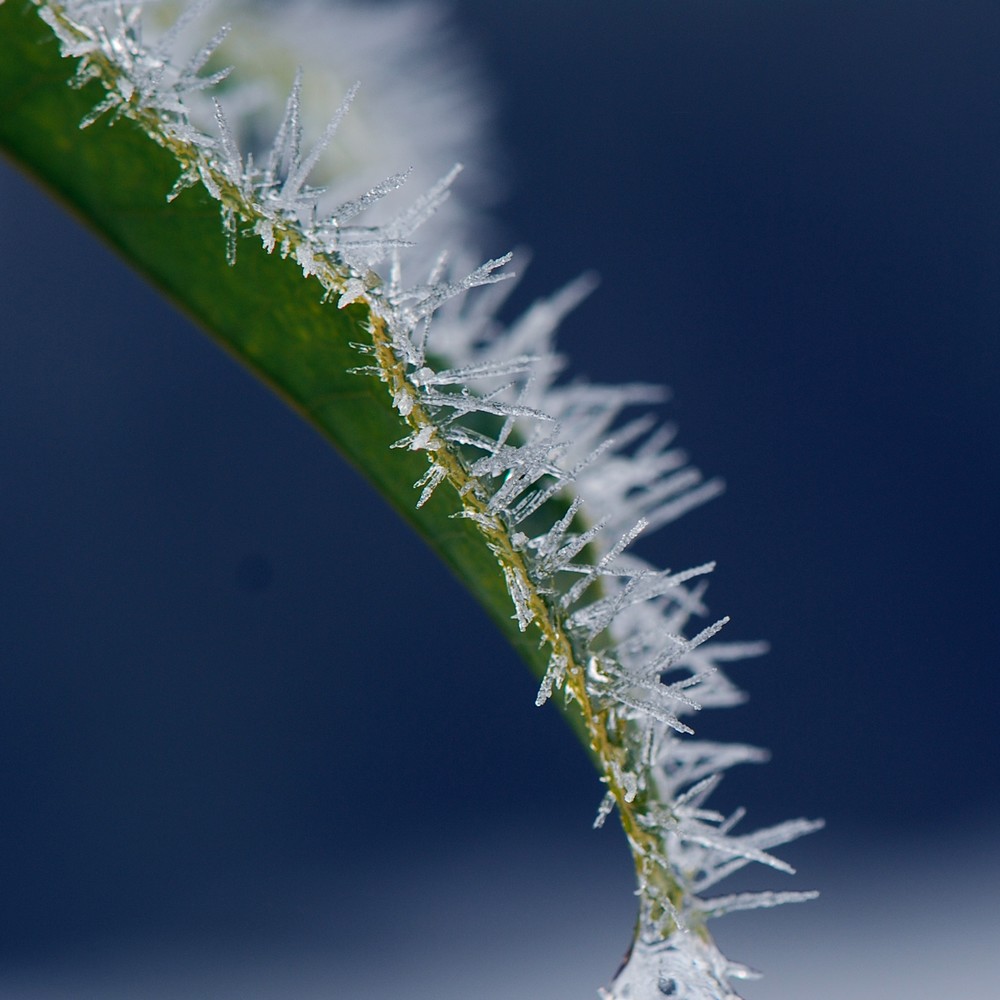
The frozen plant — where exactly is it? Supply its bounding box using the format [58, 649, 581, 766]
[0, 1, 822, 996]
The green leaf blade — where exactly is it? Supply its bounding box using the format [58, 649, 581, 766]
[0, 2, 559, 711]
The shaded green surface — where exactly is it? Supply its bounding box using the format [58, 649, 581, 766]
[0, 4, 577, 729]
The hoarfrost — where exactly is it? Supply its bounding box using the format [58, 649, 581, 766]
[27, 2, 822, 997]
[593, 789, 616, 829]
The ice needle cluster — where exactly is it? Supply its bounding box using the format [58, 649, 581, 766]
[23, 2, 822, 995]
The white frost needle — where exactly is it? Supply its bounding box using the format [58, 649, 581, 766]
[26, 2, 822, 997]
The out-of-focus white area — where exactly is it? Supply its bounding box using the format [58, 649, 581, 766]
[151, 0, 500, 245]
[1, 823, 996, 999]
[715, 825, 1000, 1000]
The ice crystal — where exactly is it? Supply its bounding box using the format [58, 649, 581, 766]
[25, 2, 822, 996]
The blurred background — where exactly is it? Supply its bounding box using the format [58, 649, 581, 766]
[1, 1, 998, 996]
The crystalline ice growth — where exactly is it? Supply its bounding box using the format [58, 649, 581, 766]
[25, 3, 825, 997]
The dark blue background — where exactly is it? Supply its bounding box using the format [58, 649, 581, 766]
[1, 1, 998, 995]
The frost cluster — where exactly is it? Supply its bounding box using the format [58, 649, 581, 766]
[25, 2, 821, 996]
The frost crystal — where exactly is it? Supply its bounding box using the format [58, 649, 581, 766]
[27, 2, 821, 996]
